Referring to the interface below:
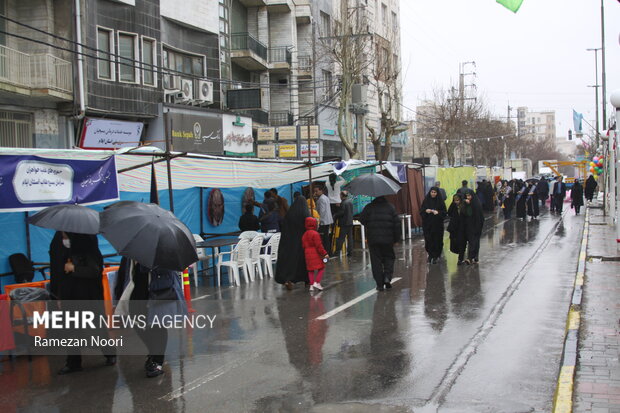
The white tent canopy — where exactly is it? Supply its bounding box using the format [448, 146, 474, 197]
[1, 148, 374, 192]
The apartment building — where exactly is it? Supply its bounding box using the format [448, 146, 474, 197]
[517, 106, 556, 141]
[0, 0, 74, 149]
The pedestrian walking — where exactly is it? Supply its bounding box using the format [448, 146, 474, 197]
[456, 180, 469, 196]
[313, 186, 333, 253]
[571, 179, 584, 215]
[526, 181, 539, 219]
[551, 176, 567, 214]
[275, 195, 310, 290]
[301, 217, 329, 292]
[434, 181, 447, 201]
[116, 258, 186, 378]
[332, 191, 354, 257]
[501, 181, 514, 219]
[536, 178, 549, 208]
[51, 232, 116, 374]
[461, 190, 484, 264]
[359, 196, 400, 291]
[515, 181, 528, 220]
[447, 194, 466, 264]
[584, 175, 597, 202]
[420, 187, 447, 264]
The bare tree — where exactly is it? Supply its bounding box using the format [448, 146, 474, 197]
[365, 33, 401, 161]
[318, 0, 374, 159]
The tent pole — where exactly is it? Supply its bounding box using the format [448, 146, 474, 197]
[199, 187, 204, 236]
[25, 212, 31, 259]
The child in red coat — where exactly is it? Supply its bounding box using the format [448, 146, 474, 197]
[301, 217, 328, 291]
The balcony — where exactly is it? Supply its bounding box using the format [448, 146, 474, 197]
[269, 47, 292, 71]
[297, 55, 312, 78]
[269, 111, 293, 126]
[265, 0, 291, 13]
[230, 33, 268, 71]
[294, 0, 311, 24]
[238, 0, 266, 6]
[0, 45, 72, 100]
[239, 109, 269, 126]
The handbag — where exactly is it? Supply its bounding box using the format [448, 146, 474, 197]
[148, 270, 178, 300]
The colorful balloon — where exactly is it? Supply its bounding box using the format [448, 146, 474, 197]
[593, 156, 599, 162]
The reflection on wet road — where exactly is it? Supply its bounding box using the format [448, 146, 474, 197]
[0, 208, 584, 413]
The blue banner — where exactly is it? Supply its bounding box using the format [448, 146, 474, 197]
[0, 155, 119, 211]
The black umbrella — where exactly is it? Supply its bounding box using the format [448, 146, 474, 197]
[99, 202, 197, 271]
[344, 173, 401, 197]
[28, 204, 100, 234]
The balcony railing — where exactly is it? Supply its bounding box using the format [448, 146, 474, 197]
[270, 111, 293, 126]
[298, 55, 312, 71]
[31, 54, 73, 93]
[269, 47, 292, 65]
[239, 109, 269, 126]
[0, 45, 72, 94]
[231, 33, 268, 61]
[227, 88, 262, 110]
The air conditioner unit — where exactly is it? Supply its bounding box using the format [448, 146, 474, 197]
[163, 74, 181, 90]
[180, 78, 193, 101]
[197, 80, 214, 103]
[165, 90, 184, 103]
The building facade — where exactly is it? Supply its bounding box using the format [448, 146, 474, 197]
[517, 106, 556, 142]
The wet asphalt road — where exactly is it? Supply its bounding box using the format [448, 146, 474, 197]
[0, 205, 585, 413]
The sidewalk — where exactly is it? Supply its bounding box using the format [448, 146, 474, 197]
[574, 205, 620, 412]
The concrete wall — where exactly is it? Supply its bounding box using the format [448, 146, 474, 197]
[160, 0, 218, 35]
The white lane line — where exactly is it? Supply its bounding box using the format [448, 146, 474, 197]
[191, 294, 210, 301]
[316, 277, 402, 321]
[160, 352, 263, 401]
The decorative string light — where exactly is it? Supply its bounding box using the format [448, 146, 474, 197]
[418, 133, 512, 142]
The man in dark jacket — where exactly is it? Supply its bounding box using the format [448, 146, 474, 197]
[536, 178, 549, 208]
[359, 196, 400, 291]
[333, 191, 354, 257]
[551, 176, 567, 214]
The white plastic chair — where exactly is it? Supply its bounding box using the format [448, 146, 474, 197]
[239, 231, 260, 240]
[259, 232, 281, 278]
[216, 239, 250, 286]
[245, 235, 265, 281]
[191, 234, 212, 286]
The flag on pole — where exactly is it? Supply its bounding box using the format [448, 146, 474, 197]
[496, 0, 524, 13]
[572, 110, 583, 133]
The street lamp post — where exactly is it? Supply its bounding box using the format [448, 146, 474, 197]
[609, 89, 620, 242]
[587, 47, 601, 148]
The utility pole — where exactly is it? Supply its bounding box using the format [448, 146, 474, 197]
[600, 0, 607, 128]
[458, 61, 476, 166]
[587, 47, 601, 148]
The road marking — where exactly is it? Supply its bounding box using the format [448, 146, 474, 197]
[316, 277, 402, 320]
[160, 352, 263, 401]
[191, 294, 210, 301]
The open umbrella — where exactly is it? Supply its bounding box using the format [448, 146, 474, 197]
[99, 202, 197, 271]
[344, 173, 401, 197]
[28, 204, 100, 234]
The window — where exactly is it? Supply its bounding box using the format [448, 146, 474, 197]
[322, 70, 332, 99]
[118, 32, 138, 83]
[320, 11, 331, 37]
[391, 11, 397, 32]
[381, 3, 388, 27]
[163, 47, 205, 77]
[0, 111, 33, 148]
[141, 37, 156, 86]
[0, 0, 6, 46]
[97, 27, 114, 80]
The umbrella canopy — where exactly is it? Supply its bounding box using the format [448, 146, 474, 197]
[28, 204, 100, 234]
[344, 173, 401, 197]
[99, 202, 197, 271]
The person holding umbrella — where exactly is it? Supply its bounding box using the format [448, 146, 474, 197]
[100, 201, 193, 378]
[29, 204, 116, 374]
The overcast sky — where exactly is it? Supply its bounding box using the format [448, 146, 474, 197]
[400, 0, 620, 143]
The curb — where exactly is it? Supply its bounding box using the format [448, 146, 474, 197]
[552, 208, 589, 413]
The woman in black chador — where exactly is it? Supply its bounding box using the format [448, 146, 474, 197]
[515, 180, 528, 220]
[447, 194, 466, 264]
[50, 231, 116, 374]
[526, 181, 539, 219]
[461, 190, 484, 264]
[420, 187, 447, 264]
[584, 175, 597, 202]
[571, 179, 584, 215]
[275, 195, 310, 290]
